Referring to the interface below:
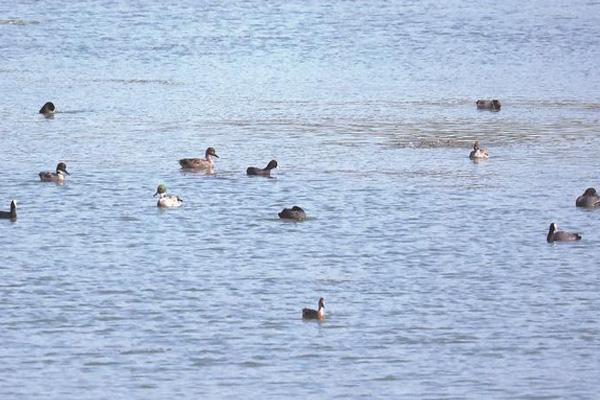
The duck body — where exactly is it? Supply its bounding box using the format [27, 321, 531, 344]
[278, 206, 306, 220]
[0, 200, 17, 220]
[547, 223, 581, 243]
[39, 162, 70, 182]
[576, 188, 600, 208]
[179, 147, 219, 170]
[247, 160, 278, 176]
[469, 141, 489, 160]
[302, 298, 325, 320]
[154, 184, 183, 208]
[476, 99, 501, 111]
[156, 194, 183, 208]
[39, 101, 56, 116]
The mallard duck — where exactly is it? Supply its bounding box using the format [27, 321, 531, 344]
[39, 162, 70, 182]
[179, 147, 219, 170]
[278, 206, 306, 220]
[469, 141, 489, 160]
[0, 200, 17, 220]
[476, 99, 501, 111]
[246, 160, 278, 176]
[576, 188, 600, 208]
[39, 101, 56, 116]
[153, 184, 183, 208]
[547, 223, 581, 243]
[302, 298, 325, 320]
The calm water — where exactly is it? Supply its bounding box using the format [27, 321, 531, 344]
[1, 1, 600, 398]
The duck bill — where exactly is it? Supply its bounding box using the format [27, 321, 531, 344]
[64, 170, 71, 175]
[153, 191, 159, 197]
[213, 154, 220, 158]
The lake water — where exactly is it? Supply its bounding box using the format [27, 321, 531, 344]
[1, 1, 600, 398]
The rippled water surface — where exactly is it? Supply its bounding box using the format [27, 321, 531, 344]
[1, 1, 600, 399]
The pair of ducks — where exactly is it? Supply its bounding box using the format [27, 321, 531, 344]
[179, 147, 279, 177]
[549, 187, 600, 242]
[153, 183, 307, 220]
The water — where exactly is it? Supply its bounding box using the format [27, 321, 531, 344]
[1, 1, 600, 398]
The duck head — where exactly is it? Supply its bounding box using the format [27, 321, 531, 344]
[153, 184, 167, 197]
[205, 147, 219, 159]
[266, 160, 278, 170]
[56, 162, 70, 175]
[10, 200, 17, 211]
[318, 297, 325, 309]
[583, 188, 597, 196]
[473, 141, 480, 151]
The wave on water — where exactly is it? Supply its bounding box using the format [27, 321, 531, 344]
[0, 19, 39, 25]
[92, 78, 183, 86]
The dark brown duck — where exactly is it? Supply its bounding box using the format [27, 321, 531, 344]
[246, 160, 278, 176]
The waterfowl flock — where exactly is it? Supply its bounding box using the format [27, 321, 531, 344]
[1, 99, 594, 320]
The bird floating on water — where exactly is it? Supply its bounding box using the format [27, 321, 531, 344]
[246, 160, 278, 176]
[179, 147, 219, 170]
[278, 206, 306, 221]
[575, 188, 600, 208]
[39, 162, 70, 183]
[476, 99, 501, 111]
[469, 141, 489, 160]
[547, 223, 581, 243]
[0, 200, 17, 221]
[154, 184, 183, 208]
[39, 101, 56, 116]
[302, 298, 325, 320]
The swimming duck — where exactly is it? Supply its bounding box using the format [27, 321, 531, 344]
[476, 99, 501, 111]
[302, 298, 325, 320]
[576, 188, 600, 208]
[0, 200, 17, 220]
[278, 206, 306, 220]
[39, 162, 70, 182]
[246, 160, 278, 176]
[179, 147, 219, 170]
[547, 223, 581, 243]
[154, 184, 183, 208]
[39, 101, 56, 116]
[469, 141, 489, 160]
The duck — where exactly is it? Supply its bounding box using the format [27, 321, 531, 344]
[179, 147, 219, 170]
[469, 141, 489, 160]
[302, 298, 325, 320]
[39, 101, 56, 116]
[476, 99, 501, 111]
[246, 160, 278, 176]
[0, 200, 17, 220]
[576, 188, 600, 208]
[547, 223, 582, 243]
[278, 206, 306, 220]
[39, 162, 70, 182]
[153, 184, 183, 208]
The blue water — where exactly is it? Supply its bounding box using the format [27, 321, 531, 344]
[1, 1, 600, 398]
